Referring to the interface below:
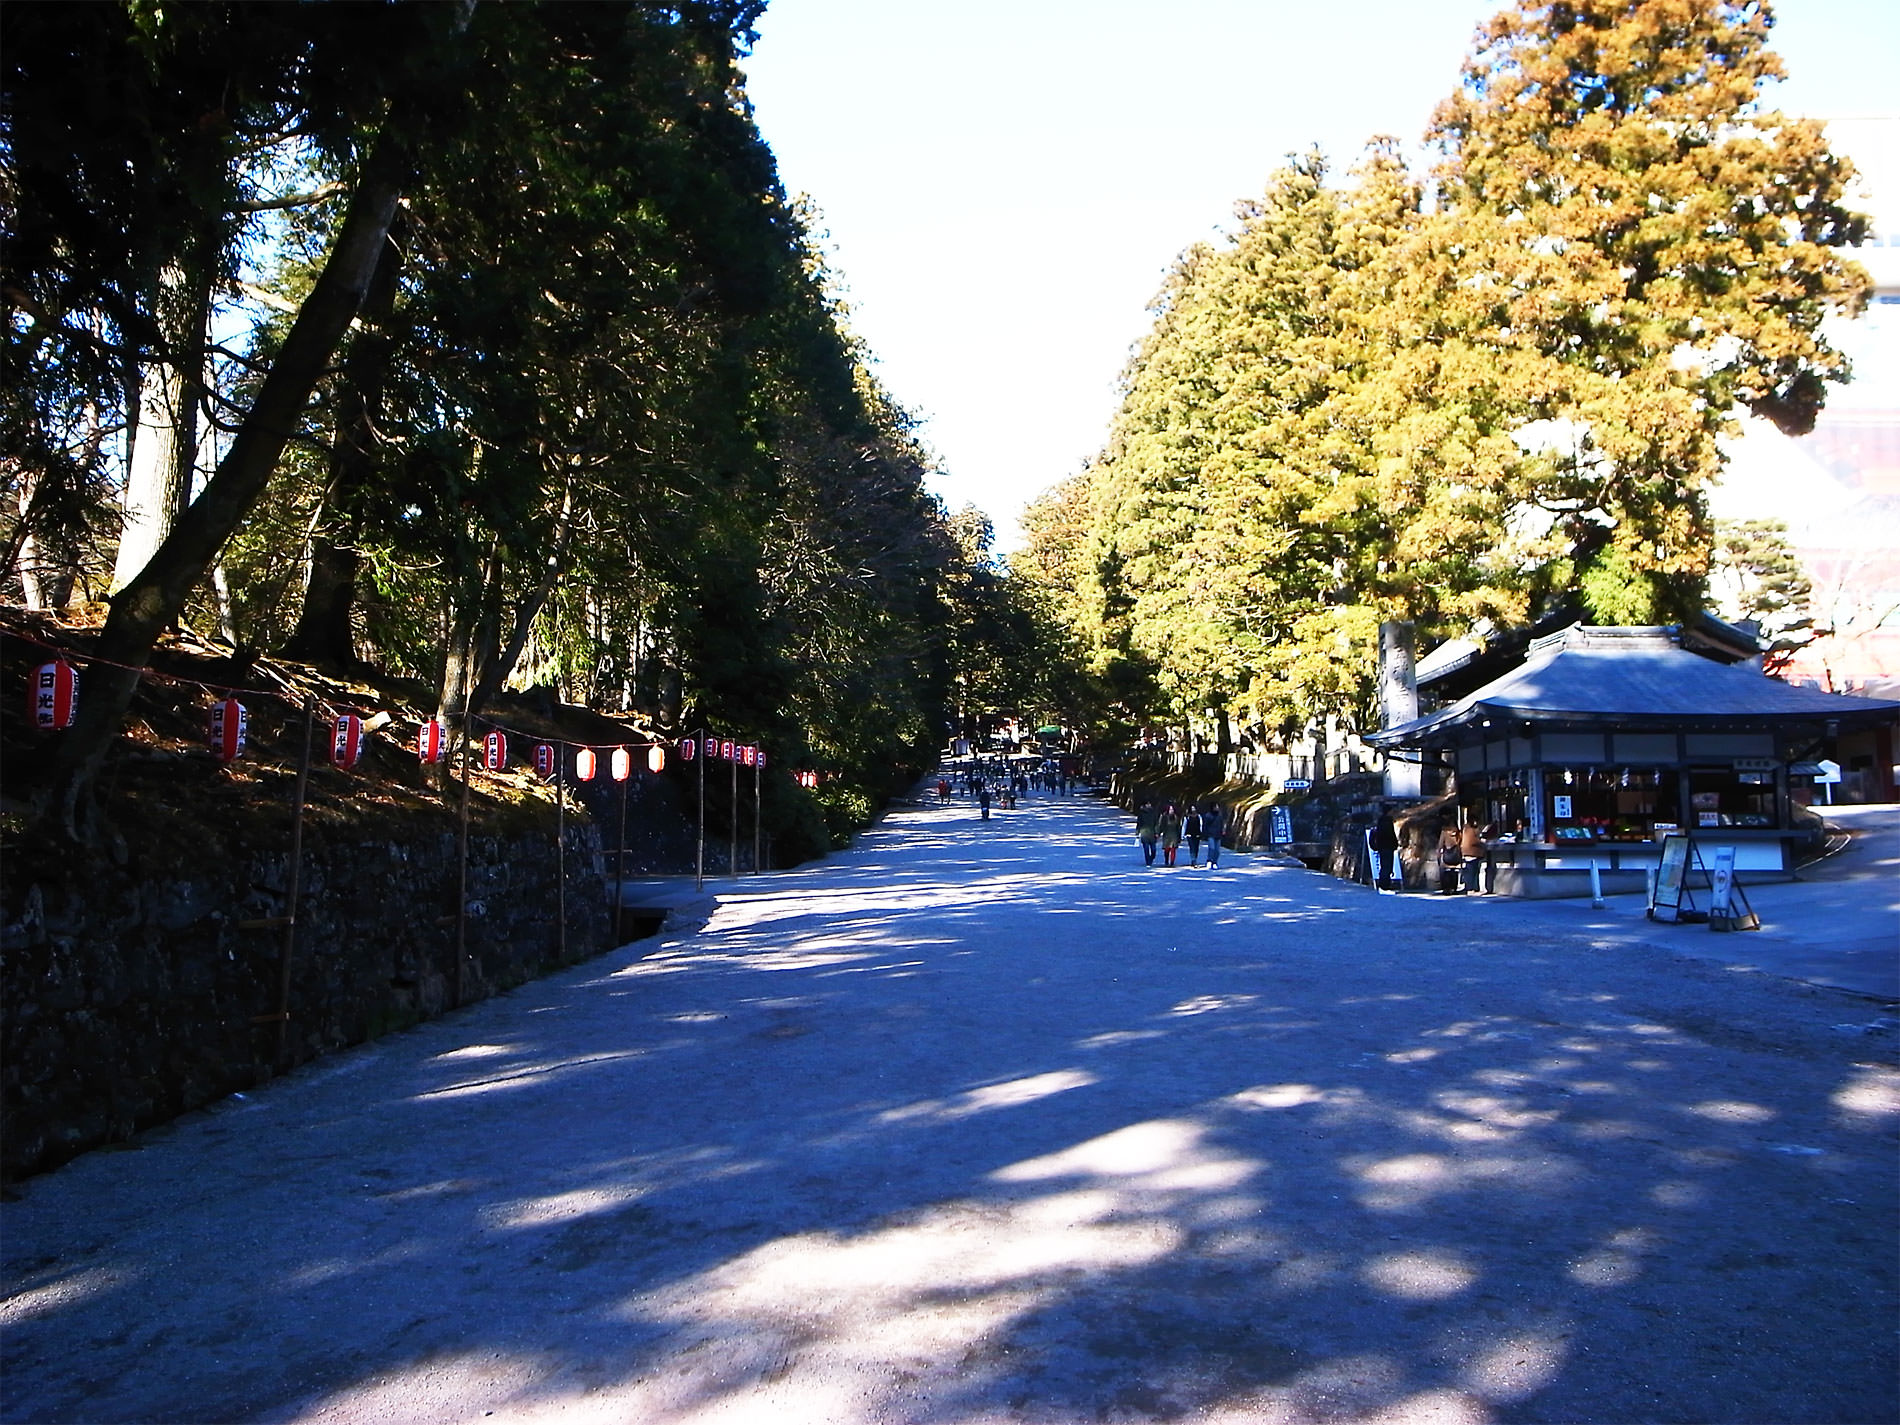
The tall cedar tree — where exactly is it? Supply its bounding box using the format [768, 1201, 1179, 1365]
[1049, 0, 1867, 743]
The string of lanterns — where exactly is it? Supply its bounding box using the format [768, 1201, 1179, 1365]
[12, 628, 804, 1047]
[16, 636, 783, 785]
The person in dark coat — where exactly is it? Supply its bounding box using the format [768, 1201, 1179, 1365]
[1202, 802, 1225, 868]
[1370, 812, 1401, 891]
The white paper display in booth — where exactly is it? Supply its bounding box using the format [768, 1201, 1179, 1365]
[32, 660, 78, 730]
[209, 698, 248, 762]
[330, 714, 364, 769]
[417, 719, 445, 764]
[611, 747, 631, 782]
[484, 730, 508, 772]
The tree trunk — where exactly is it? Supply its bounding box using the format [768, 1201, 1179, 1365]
[470, 477, 574, 716]
[111, 246, 216, 592]
[282, 539, 363, 666]
[281, 209, 406, 668]
[13, 471, 52, 610]
[36, 131, 411, 840]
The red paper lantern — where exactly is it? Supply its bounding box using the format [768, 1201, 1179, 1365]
[574, 748, 597, 781]
[647, 744, 665, 774]
[534, 743, 556, 778]
[678, 736, 697, 762]
[720, 738, 735, 761]
[484, 730, 508, 771]
[703, 735, 719, 761]
[209, 698, 247, 762]
[31, 660, 78, 730]
[756, 747, 767, 770]
[417, 719, 445, 764]
[330, 714, 364, 769]
[611, 747, 631, 782]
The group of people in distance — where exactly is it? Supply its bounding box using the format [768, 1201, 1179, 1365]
[936, 762, 1074, 821]
[1133, 799, 1225, 868]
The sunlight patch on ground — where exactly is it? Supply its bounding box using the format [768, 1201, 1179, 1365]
[371, 1176, 490, 1204]
[1460, 1332, 1570, 1402]
[1193, 1354, 1494, 1425]
[1225, 1083, 1329, 1110]
[1362, 1389, 1494, 1424]
[990, 1119, 1259, 1197]
[290, 1348, 550, 1424]
[0, 1266, 132, 1325]
[1681, 1099, 1778, 1124]
[1075, 1028, 1167, 1049]
[431, 1042, 523, 1062]
[1567, 1227, 1657, 1287]
[409, 1050, 653, 1102]
[1169, 994, 1260, 1016]
[1361, 1249, 1478, 1299]
[1346, 1151, 1577, 1211]
[484, 1186, 648, 1231]
[570, 1192, 1188, 1423]
[1433, 1091, 1562, 1133]
[876, 1068, 1099, 1125]
[286, 1241, 427, 1287]
[1833, 1064, 1900, 1125]
[1649, 1178, 1707, 1208]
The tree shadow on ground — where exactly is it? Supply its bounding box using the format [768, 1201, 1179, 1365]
[2, 796, 1895, 1424]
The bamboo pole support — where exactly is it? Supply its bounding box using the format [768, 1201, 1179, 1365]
[455, 722, 472, 1008]
[614, 756, 629, 940]
[273, 696, 316, 1065]
[556, 746, 567, 961]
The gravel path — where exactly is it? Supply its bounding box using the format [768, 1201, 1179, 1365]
[3, 790, 1896, 1424]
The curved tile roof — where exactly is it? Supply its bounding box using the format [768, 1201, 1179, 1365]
[1369, 628, 1900, 747]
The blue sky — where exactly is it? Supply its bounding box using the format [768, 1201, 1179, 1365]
[741, 1, 1900, 547]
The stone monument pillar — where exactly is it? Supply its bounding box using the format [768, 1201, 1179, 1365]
[1379, 620, 1421, 799]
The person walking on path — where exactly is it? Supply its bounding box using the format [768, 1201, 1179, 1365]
[1159, 803, 1184, 867]
[1135, 799, 1159, 865]
[1203, 801, 1225, 868]
[1184, 804, 1205, 866]
[978, 784, 991, 821]
[1459, 819, 1485, 894]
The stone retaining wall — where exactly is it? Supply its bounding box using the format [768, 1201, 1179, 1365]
[2, 825, 611, 1180]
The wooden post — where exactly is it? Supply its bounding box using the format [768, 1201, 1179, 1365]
[695, 734, 705, 891]
[272, 696, 316, 1065]
[454, 717, 471, 1008]
[555, 747, 567, 962]
[754, 754, 763, 875]
[730, 755, 739, 874]
[614, 760, 629, 941]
